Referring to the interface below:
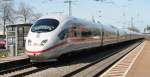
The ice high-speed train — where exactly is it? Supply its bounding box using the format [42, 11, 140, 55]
[25, 15, 142, 62]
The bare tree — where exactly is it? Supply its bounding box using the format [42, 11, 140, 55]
[31, 13, 42, 22]
[17, 2, 32, 23]
[0, 0, 15, 35]
[17, 2, 42, 23]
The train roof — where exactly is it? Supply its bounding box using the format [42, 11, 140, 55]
[44, 15, 103, 28]
[103, 24, 119, 33]
[39, 14, 71, 22]
[39, 14, 131, 34]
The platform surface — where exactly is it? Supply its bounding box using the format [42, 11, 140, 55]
[100, 40, 148, 77]
[0, 55, 28, 63]
[126, 40, 150, 77]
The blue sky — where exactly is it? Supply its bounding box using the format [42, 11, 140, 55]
[13, 0, 150, 32]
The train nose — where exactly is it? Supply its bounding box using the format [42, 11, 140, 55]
[27, 39, 48, 46]
[25, 50, 48, 59]
[25, 50, 41, 56]
[28, 54, 47, 59]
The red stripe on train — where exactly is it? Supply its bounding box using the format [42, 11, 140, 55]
[26, 41, 66, 54]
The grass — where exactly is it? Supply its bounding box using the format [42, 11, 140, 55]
[0, 51, 8, 58]
[0, 49, 25, 58]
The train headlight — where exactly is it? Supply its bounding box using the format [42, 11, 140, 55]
[28, 40, 32, 46]
[40, 40, 48, 46]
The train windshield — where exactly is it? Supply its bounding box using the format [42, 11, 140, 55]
[31, 19, 59, 33]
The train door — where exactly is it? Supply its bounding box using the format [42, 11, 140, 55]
[90, 27, 103, 46]
[103, 30, 118, 45]
[57, 24, 83, 43]
[117, 30, 120, 42]
[66, 23, 102, 46]
[58, 23, 83, 45]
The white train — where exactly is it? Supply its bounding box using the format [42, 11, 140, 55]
[25, 15, 142, 62]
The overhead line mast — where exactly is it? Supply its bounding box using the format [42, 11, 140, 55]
[64, 0, 76, 16]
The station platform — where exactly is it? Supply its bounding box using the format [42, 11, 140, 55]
[126, 40, 150, 77]
[0, 55, 28, 63]
[100, 40, 150, 77]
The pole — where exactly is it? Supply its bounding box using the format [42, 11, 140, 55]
[64, 0, 75, 16]
[3, 7, 6, 36]
[69, 0, 72, 16]
[131, 17, 134, 28]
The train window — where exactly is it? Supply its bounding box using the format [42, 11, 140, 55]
[31, 19, 59, 33]
[58, 29, 69, 40]
[78, 26, 91, 37]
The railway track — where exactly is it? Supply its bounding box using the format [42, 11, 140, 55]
[0, 62, 59, 77]
[0, 58, 29, 71]
[0, 63, 33, 75]
[0, 39, 143, 77]
[62, 40, 142, 77]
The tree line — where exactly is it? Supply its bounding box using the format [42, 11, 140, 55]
[0, 0, 42, 35]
